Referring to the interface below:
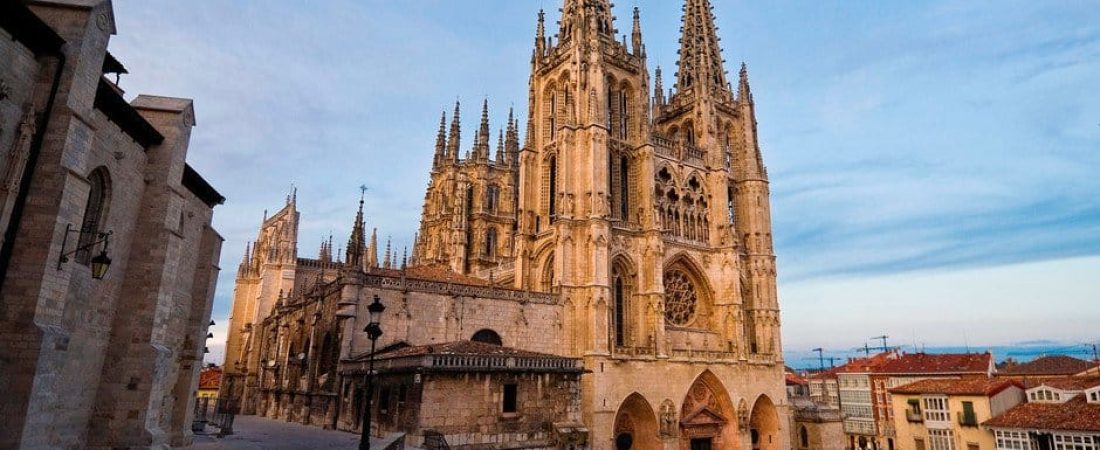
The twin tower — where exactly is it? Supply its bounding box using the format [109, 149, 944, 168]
[414, 0, 780, 358]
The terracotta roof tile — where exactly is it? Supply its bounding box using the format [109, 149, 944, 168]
[1031, 377, 1100, 391]
[833, 352, 896, 374]
[786, 372, 808, 386]
[983, 396, 1100, 432]
[1000, 356, 1096, 376]
[889, 378, 1020, 396]
[877, 352, 991, 375]
[198, 366, 222, 390]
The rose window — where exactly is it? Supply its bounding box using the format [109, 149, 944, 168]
[663, 269, 698, 326]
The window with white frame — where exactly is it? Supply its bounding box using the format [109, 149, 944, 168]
[1029, 388, 1060, 403]
[1054, 434, 1096, 450]
[923, 396, 950, 423]
[928, 429, 955, 450]
[995, 430, 1032, 450]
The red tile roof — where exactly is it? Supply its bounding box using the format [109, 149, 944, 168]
[1031, 377, 1100, 392]
[786, 372, 808, 386]
[983, 396, 1100, 432]
[198, 366, 222, 390]
[889, 378, 1020, 396]
[1000, 356, 1096, 376]
[833, 352, 897, 374]
[876, 352, 991, 375]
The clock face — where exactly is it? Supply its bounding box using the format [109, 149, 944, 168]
[298, 352, 306, 360]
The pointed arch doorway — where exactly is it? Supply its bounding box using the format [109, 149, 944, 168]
[613, 393, 660, 450]
[679, 371, 738, 450]
[748, 395, 780, 450]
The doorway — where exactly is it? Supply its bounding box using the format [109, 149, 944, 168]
[690, 438, 712, 450]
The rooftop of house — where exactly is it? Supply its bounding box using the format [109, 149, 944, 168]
[1028, 377, 1100, 392]
[833, 352, 897, 375]
[1000, 355, 1096, 377]
[889, 378, 1020, 397]
[876, 352, 992, 375]
[983, 395, 1100, 432]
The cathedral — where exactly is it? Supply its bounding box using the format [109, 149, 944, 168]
[222, 1, 788, 449]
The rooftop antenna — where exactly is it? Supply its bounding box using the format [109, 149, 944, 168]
[871, 335, 890, 353]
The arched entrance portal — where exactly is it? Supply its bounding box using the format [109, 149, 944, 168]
[614, 393, 660, 450]
[679, 371, 738, 450]
[749, 395, 780, 450]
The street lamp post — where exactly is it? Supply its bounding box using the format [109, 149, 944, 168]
[359, 295, 385, 450]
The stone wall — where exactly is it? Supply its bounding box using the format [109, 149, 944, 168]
[0, 1, 223, 448]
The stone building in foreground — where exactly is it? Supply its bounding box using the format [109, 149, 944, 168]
[0, 1, 225, 448]
[223, 0, 789, 449]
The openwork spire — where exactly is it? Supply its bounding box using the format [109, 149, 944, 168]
[674, 0, 730, 96]
[447, 100, 461, 162]
[477, 99, 491, 161]
[434, 110, 447, 168]
[345, 189, 367, 268]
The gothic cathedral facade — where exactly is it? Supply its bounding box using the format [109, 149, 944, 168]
[224, 1, 788, 449]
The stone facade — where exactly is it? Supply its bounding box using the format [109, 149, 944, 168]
[223, 1, 789, 449]
[0, 1, 224, 448]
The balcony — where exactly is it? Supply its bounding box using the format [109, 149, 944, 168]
[906, 411, 923, 423]
[957, 411, 978, 427]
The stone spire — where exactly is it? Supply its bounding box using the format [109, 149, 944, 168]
[367, 228, 378, 268]
[239, 241, 252, 274]
[674, 0, 730, 96]
[534, 8, 546, 59]
[495, 129, 505, 164]
[319, 237, 330, 263]
[434, 110, 447, 168]
[476, 99, 491, 161]
[345, 191, 366, 267]
[738, 62, 753, 104]
[654, 66, 665, 106]
[448, 100, 461, 162]
[505, 107, 519, 165]
[631, 6, 644, 57]
[382, 237, 392, 269]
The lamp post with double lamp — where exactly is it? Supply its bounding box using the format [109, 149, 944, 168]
[359, 295, 385, 450]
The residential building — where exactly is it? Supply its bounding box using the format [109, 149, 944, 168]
[873, 353, 996, 450]
[888, 378, 1024, 450]
[837, 352, 897, 449]
[221, 0, 792, 449]
[0, 1, 224, 448]
[983, 378, 1100, 450]
[808, 368, 842, 410]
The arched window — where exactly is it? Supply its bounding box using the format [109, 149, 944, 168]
[619, 156, 630, 220]
[486, 184, 500, 213]
[549, 92, 557, 141]
[77, 168, 110, 264]
[484, 227, 497, 257]
[471, 329, 503, 346]
[800, 426, 809, 448]
[614, 276, 625, 346]
[540, 254, 556, 293]
[547, 155, 558, 222]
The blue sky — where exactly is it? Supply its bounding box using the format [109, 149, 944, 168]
[105, 1, 1100, 364]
